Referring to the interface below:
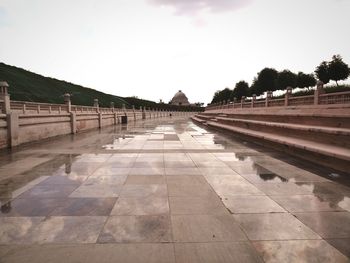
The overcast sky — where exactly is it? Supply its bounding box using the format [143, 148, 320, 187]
[0, 0, 349, 104]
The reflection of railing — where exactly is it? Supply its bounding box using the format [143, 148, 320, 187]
[206, 90, 350, 111]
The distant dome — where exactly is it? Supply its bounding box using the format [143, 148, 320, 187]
[170, 90, 190, 106]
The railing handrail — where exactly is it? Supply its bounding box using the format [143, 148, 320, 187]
[319, 91, 350, 97]
[206, 89, 350, 111]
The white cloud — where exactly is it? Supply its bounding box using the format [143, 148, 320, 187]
[148, 0, 253, 15]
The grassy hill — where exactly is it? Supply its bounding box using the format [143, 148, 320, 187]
[0, 62, 202, 111]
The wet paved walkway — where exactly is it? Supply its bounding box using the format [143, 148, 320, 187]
[0, 117, 349, 262]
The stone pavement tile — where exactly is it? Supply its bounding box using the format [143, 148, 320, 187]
[0, 198, 66, 217]
[137, 153, 164, 159]
[194, 161, 229, 168]
[167, 183, 216, 197]
[240, 173, 288, 184]
[0, 217, 44, 244]
[50, 198, 116, 216]
[253, 240, 349, 263]
[164, 153, 191, 161]
[84, 175, 128, 185]
[0, 245, 13, 258]
[166, 175, 207, 185]
[199, 167, 238, 175]
[165, 167, 201, 176]
[188, 153, 217, 162]
[203, 173, 247, 185]
[310, 182, 350, 196]
[111, 196, 169, 215]
[293, 211, 350, 238]
[120, 184, 167, 198]
[222, 196, 286, 214]
[232, 213, 320, 240]
[70, 184, 122, 198]
[272, 195, 348, 212]
[74, 156, 111, 163]
[174, 242, 263, 263]
[91, 167, 131, 176]
[98, 215, 172, 243]
[213, 152, 240, 161]
[228, 162, 270, 175]
[133, 162, 164, 168]
[169, 196, 229, 215]
[125, 175, 166, 184]
[164, 161, 196, 168]
[109, 153, 138, 158]
[53, 162, 101, 176]
[253, 183, 313, 196]
[101, 161, 135, 168]
[18, 184, 78, 198]
[37, 175, 87, 185]
[326, 238, 350, 258]
[209, 181, 264, 196]
[129, 167, 165, 176]
[171, 214, 247, 242]
[29, 216, 107, 243]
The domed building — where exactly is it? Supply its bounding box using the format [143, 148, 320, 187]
[169, 90, 190, 106]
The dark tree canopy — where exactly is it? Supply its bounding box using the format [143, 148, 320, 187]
[328, 55, 350, 86]
[277, 70, 297, 90]
[232, 81, 249, 100]
[249, 78, 259, 96]
[296, 72, 316, 90]
[209, 54, 349, 104]
[211, 87, 232, 104]
[255, 68, 278, 95]
[315, 61, 330, 84]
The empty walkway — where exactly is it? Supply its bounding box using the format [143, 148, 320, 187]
[0, 117, 349, 262]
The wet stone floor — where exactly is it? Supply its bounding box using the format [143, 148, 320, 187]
[0, 116, 349, 263]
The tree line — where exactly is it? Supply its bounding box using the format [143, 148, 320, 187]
[211, 55, 350, 104]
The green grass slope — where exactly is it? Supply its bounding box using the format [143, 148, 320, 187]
[0, 62, 203, 111]
[0, 62, 129, 107]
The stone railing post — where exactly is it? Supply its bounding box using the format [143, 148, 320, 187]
[240, 97, 245, 108]
[314, 81, 324, 105]
[110, 102, 115, 112]
[285, 87, 292, 106]
[70, 112, 77, 134]
[0, 81, 11, 114]
[114, 112, 118, 125]
[132, 105, 136, 120]
[94, 99, 99, 113]
[265, 91, 272, 107]
[233, 97, 237, 108]
[142, 106, 146, 119]
[64, 93, 71, 113]
[251, 95, 256, 108]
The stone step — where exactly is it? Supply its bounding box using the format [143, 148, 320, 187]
[215, 117, 350, 136]
[214, 116, 350, 149]
[207, 121, 350, 164]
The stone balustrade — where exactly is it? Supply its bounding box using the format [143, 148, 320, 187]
[0, 82, 196, 149]
[206, 83, 350, 111]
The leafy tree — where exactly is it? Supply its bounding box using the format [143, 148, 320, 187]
[277, 70, 297, 90]
[249, 78, 259, 96]
[211, 87, 232, 104]
[328, 55, 350, 86]
[296, 72, 316, 90]
[256, 68, 278, 94]
[315, 61, 330, 84]
[232, 81, 249, 100]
